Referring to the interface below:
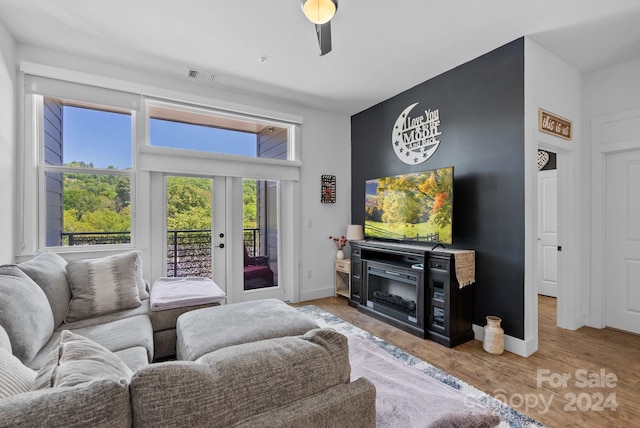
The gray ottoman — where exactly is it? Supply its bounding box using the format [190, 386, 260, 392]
[176, 299, 319, 361]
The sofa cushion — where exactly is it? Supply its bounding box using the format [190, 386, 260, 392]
[0, 325, 11, 353]
[32, 331, 133, 390]
[65, 251, 144, 322]
[130, 329, 351, 428]
[61, 299, 151, 331]
[0, 265, 55, 363]
[0, 348, 37, 399]
[114, 346, 150, 373]
[233, 378, 377, 428]
[0, 378, 131, 428]
[18, 252, 71, 329]
[61, 298, 151, 331]
[29, 315, 154, 371]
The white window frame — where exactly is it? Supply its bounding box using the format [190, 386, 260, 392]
[19, 76, 139, 256]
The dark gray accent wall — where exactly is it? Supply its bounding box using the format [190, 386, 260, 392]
[351, 39, 526, 339]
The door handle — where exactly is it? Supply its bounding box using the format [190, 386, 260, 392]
[215, 243, 225, 249]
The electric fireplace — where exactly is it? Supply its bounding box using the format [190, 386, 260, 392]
[364, 259, 424, 333]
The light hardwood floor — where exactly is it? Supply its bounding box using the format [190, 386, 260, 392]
[292, 296, 640, 427]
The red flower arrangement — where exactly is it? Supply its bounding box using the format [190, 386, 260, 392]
[329, 235, 348, 250]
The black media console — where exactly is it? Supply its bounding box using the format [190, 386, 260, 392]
[349, 240, 474, 348]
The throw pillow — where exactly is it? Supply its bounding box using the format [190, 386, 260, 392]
[0, 325, 11, 353]
[18, 251, 72, 329]
[132, 251, 149, 300]
[32, 330, 133, 390]
[65, 251, 144, 323]
[0, 348, 37, 399]
[0, 265, 55, 364]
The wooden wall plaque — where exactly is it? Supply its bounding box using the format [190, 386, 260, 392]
[538, 109, 572, 140]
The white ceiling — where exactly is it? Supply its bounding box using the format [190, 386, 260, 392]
[2, 0, 640, 115]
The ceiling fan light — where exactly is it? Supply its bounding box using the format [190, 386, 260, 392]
[301, 0, 337, 25]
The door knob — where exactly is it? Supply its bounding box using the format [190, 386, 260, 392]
[216, 243, 225, 249]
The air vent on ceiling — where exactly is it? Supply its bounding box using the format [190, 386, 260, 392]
[186, 68, 217, 84]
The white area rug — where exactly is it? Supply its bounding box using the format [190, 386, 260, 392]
[298, 305, 547, 428]
[349, 335, 500, 427]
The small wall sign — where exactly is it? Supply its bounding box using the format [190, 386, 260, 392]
[538, 109, 572, 140]
[392, 102, 442, 165]
[321, 175, 336, 203]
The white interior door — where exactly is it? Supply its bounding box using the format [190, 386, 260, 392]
[537, 169, 558, 297]
[605, 149, 640, 334]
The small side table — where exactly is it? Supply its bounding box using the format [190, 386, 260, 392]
[335, 258, 351, 298]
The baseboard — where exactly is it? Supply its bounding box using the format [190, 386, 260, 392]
[297, 295, 540, 357]
[472, 324, 537, 357]
[299, 287, 336, 303]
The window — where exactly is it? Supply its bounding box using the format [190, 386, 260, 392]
[41, 99, 133, 247]
[18, 69, 140, 250]
[149, 103, 288, 160]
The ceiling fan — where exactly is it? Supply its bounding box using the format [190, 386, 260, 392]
[301, 0, 338, 56]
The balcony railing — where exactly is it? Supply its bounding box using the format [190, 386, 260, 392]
[62, 231, 131, 246]
[62, 228, 261, 277]
[167, 229, 211, 277]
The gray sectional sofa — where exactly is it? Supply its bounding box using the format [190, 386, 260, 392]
[0, 251, 376, 427]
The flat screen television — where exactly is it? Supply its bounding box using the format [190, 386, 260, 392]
[364, 166, 453, 244]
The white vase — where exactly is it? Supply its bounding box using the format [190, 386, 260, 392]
[336, 249, 345, 260]
[483, 316, 504, 355]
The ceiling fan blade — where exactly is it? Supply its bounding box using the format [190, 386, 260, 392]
[315, 22, 332, 56]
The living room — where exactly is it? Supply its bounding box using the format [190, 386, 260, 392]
[1, 1, 640, 427]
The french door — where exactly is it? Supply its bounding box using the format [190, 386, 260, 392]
[165, 175, 284, 303]
[227, 177, 284, 303]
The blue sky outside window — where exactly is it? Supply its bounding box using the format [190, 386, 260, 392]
[62, 105, 258, 170]
[150, 118, 257, 157]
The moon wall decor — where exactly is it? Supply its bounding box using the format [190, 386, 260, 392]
[392, 102, 442, 165]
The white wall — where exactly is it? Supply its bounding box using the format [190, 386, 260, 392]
[16, 45, 351, 301]
[584, 56, 640, 327]
[298, 110, 351, 300]
[523, 38, 584, 355]
[0, 19, 17, 264]
[584, 56, 640, 117]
